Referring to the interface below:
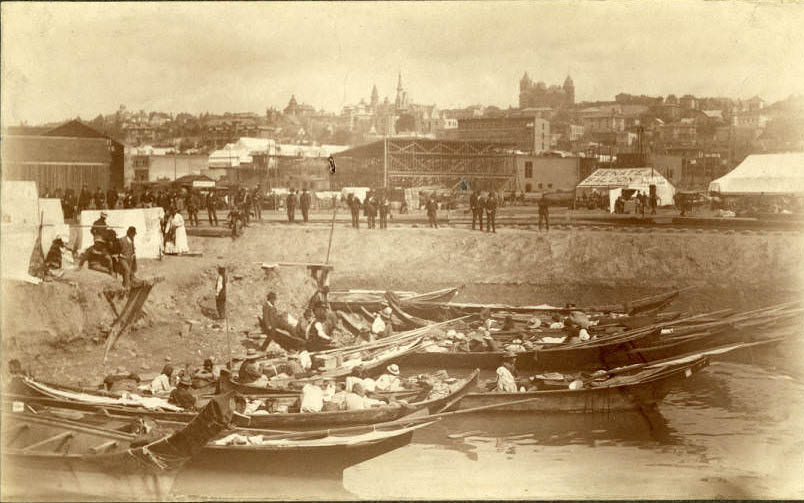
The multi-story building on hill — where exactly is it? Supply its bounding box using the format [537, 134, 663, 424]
[519, 74, 574, 109]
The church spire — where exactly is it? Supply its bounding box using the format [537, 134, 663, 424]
[371, 84, 379, 107]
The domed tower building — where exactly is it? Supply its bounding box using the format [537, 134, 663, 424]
[563, 75, 575, 105]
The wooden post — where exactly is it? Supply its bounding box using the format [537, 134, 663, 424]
[325, 205, 338, 264]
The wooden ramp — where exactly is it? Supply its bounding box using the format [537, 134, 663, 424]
[103, 278, 160, 362]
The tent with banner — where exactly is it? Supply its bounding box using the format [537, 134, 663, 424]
[708, 152, 804, 195]
[577, 168, 676, 213]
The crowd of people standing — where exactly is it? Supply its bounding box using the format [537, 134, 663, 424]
[343, 191, 392, 229]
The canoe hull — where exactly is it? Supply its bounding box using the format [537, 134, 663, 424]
[400, 331, 662, 372]
[455, 358, 708, 413]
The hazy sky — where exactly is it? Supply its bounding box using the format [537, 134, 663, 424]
[3, 1, 804, 125]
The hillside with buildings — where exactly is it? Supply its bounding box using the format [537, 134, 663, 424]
[4, 72, 804, 195]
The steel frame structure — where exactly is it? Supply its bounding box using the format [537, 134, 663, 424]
[333, 138, 515, 190]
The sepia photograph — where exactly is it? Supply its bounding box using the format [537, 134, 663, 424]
[1, 0, 803, 500]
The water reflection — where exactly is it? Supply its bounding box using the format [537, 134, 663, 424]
[415, 406, 682, 459]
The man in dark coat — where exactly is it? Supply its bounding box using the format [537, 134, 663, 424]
[185, 190, 199, 226]
[91, 211, 109, 241]
[94, 187, 106, 210]
[366, 193, 378, 229]
[206, 191, 219, 226]
[379, 194, 390, 229]
[476, 192, 486, 231]
[300, 188, 311, 223]
[286, 189, 297, 223]
[252, 185, 263, 221]
[78, 184, 92, 213]
[118, 226, 138, 289]
[485, 192, 498, 233]
[426, 195, 439, 228]
[107, 188, 118, 210]
[350, 195, 361, 228]
[470, 190, 481, 230]
[538, 195, 550, 231]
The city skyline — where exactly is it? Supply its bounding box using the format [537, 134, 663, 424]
[3, 1, 804, 126]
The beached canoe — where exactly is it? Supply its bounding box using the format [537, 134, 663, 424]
[1, 393, 233, 501]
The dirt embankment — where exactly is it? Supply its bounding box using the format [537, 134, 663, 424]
[201, 225, 804, 291]
[2, 225, 802, 384]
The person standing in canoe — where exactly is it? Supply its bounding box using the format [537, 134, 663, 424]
[495, 353, 518, 392]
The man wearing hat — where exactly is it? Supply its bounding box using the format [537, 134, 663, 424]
[376, 363, 404, 392]
[371, 307, 394, 339]
[238, 348, 269, 386]
[91, 211, 109, 242]
[495, 353, 519, 392]
[169, 375, 197, 410]
[118, 226, 137, 289]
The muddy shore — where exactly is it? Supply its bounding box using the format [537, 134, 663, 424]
[2, 224, 802, 386]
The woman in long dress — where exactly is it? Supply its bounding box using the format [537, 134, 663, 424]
[164, 210, 190, 255]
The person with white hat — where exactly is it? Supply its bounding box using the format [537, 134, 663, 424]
[371, 307, 394, 339]
[527, 317, 542, 330]
[376, 363, 404, 392]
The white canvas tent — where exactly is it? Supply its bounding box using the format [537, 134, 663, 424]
[708, 152, 804, 195]
[577, 168, 676, 213]
[1, 181, 43, 283]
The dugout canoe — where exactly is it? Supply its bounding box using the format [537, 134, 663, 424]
[7, 370, 479, 431]
[329, 286, 460, 311]
[454, 357, 708, 413]
[399, 328, 664, 371]
[398, 289, 683, 321]
[1, 393, 233, 501]
[4, 402, 435, 500]
[217, 370, 423, 402]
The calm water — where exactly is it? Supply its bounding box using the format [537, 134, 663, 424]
[6, 285, 803, 500]
[344, 345, 804, 499]
[340, 282, 804, 499]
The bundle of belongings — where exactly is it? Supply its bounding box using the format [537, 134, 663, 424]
[425, 329, 502, 353]
[237, 349, 314, 387]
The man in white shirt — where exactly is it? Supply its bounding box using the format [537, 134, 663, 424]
[495, 354, 518, 393]
[300, 380, 324, 413]
[149, 364, 174, 394]
[371, 307, 394, 339]
[375, 363, 404, 391]
[345, 382, 386, 410]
